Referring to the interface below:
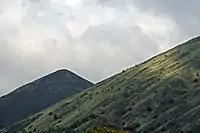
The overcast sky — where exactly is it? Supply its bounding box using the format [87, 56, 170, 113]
[0, 0, 200, 96]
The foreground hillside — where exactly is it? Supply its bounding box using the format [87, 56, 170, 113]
[5, 36, 200, 133]
[0, 69, 93, 129]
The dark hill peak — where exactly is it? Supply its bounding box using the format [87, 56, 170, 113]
[0, 69, 93, 128]
[37, 69, 89, 83]
[47, 69, 72, 76]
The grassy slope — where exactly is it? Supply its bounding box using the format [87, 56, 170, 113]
[5, 36, 200, 133]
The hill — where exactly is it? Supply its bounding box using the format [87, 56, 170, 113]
[5, 36, 200, 133]
[0, 69, 93, 129]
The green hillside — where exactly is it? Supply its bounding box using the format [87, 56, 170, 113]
[5, 36, 200, 133]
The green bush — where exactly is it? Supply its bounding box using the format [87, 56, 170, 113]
[53, 114, 58, 121]
[48, 112, 53, 116]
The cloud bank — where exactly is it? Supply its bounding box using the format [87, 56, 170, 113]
[0, 0, 199, 95]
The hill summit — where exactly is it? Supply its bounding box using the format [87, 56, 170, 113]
[0, 69, 93, 129]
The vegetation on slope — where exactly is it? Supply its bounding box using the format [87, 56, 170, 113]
[86, 127, 131, 133]
[5, 36, 200, 133]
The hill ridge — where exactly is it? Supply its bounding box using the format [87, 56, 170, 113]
[0, 69, 93, 129]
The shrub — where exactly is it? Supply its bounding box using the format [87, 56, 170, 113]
[134, 122, 141, 128]
[169, 98, 174, 104]
[149, 126, 155, 131]
[123, 92, 129, 97]
[160, 101, 165, 105]
[128, 107, 132, 111]
[102, 104, 106, 107]
[161, 127, 167, 132]
[90, 113, 98, 119]
[28, 125, 33, 129]
[197, 72, 199, 76]
[58, 120, 62, 123]
[122, 122, 126, 126]
[48, 112, 53, 116]
[153, 115, 158, 119]
[147, 106, 154, 112]
[53, 114, 58, 120]
[157, 123, 162, 127]
[123, 126, 135, 131]
[193, 79, 198, 83]
[101, 111, 105, 114]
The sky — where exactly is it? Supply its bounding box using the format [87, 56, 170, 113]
[0, 0, 200, 96]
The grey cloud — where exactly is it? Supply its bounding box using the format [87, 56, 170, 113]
[132, 0, 200, 38]
[0, 0, 199, 95]
[70, 24, 169, 81]
[98, 0, 200, 39]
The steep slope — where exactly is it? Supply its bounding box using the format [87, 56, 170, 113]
[0, 69, 93, 129]
[5, 36, 200, 133]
